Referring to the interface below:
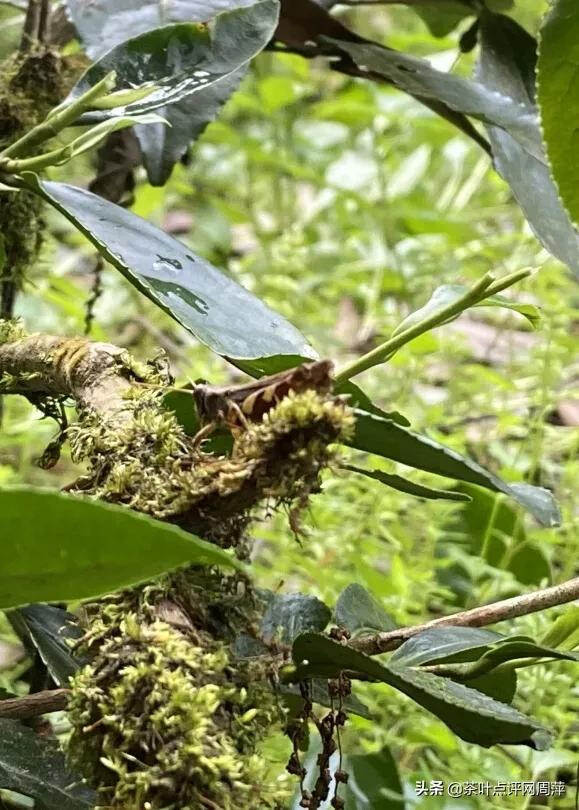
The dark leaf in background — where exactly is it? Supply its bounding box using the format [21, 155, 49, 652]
[34, 179, 315, 362]
[345, 464, 471, 502]
[343, 746, 405, 809]
[89, 129, 141, 204]
[0, 719, 95, 810]
[0, 488, 240, 609]
[322, 37, 543, 162]
[507, 542, 551, 586]
[292, 633, 551, 748]
[335, 583, 396, 634]
[348, 410, 560, 527]
[15, 605, 85, 687]
[477, 13, 579, 278]
[537, 0, 579, 229]
[275, 0, 490, 153]
[281, 679, 372, 720]
[260, 592, 331, 644]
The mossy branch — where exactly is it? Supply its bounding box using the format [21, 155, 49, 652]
[0, 331, 134, 418]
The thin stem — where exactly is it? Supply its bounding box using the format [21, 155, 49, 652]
[19, 0, 40, 52]
[352, 576, 579, 656]
[335, 272, 495, 382]
[0, 71, 117, 160]
[335, 268, 532, 383]
[0, 688, 69, 719]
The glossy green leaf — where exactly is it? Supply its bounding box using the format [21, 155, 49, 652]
[468, 669, 518, 703]
[393, 284, 541, 336]
[64, 0, 265, 58]
[477, 12, 579, 277]
[345, 464, 471, 502]
[537, 0, 579, 229]
[260, 591, 331, 644]
[391, 627, 503, 667]
[335, 583, 396, 635]
[343, 746, 405, 809]
[33, 179, 314, 362]
[322, 36, 544, 163]
[14, 605, 85, 686]
[0, 719, 95, 809]
[137, 70, 245, 185]
[291, 633, 551, 748]
[68, 1, 279, 124]
[0, 488, 240, 609]
[348, 410, 561, 527]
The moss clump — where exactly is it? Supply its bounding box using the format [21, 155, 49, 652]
[69, 388, 354, 549]
[0, 49, 87, 316]
[68, 572, 290, 810]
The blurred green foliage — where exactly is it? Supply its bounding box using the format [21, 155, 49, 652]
[0, 2, 577, 807]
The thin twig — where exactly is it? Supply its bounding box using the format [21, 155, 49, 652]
[0, 688, 69, 719]
[352, 577, 579, 656]
[19, 0, 40, 52]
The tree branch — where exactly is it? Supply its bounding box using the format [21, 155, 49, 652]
[0, 333, 134, 419]
[352, 576, 579, 655]
[0, 689, 69, 719]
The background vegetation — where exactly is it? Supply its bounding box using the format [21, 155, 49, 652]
[0, 0, 577, 807]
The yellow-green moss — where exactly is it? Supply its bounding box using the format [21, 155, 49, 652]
[68, 573, 290, 810]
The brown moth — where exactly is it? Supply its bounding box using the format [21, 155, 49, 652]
[193, 360, 334, 429]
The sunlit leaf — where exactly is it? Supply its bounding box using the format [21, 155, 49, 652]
[537, 0, 579, 230]
[0, 488, 240, 609]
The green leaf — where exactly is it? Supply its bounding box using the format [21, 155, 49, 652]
[322, 36, 544, 163]
[336, 380, 410, 426]
[343, 746, 405, 809]
[507, 542, 551, 586]
[443, 483, 526, 567]
[391, 627, 503, 667]
[540, 606, 579, 651]
[64, 0, 265, 59]
[260, 592, 331, 644]
[537, 0, 579, 229]
[13, 605, 85, 686]
[0, 488, 240, 609]
[335, 583, 396, 635]
[348, 410, 561, 527]
[68, 1, 279, 124]
[477, 12, 579, 278]
[291, 633, 551, 748]
[0, 719, 95, 809]
[32, 178, 314, 362]
[393, 284, 541, 336]
[468, 669, 517, 703]
[414, 2, 475, 38]
[345, 464, 471, 502]
[137, 70, 246, 185]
